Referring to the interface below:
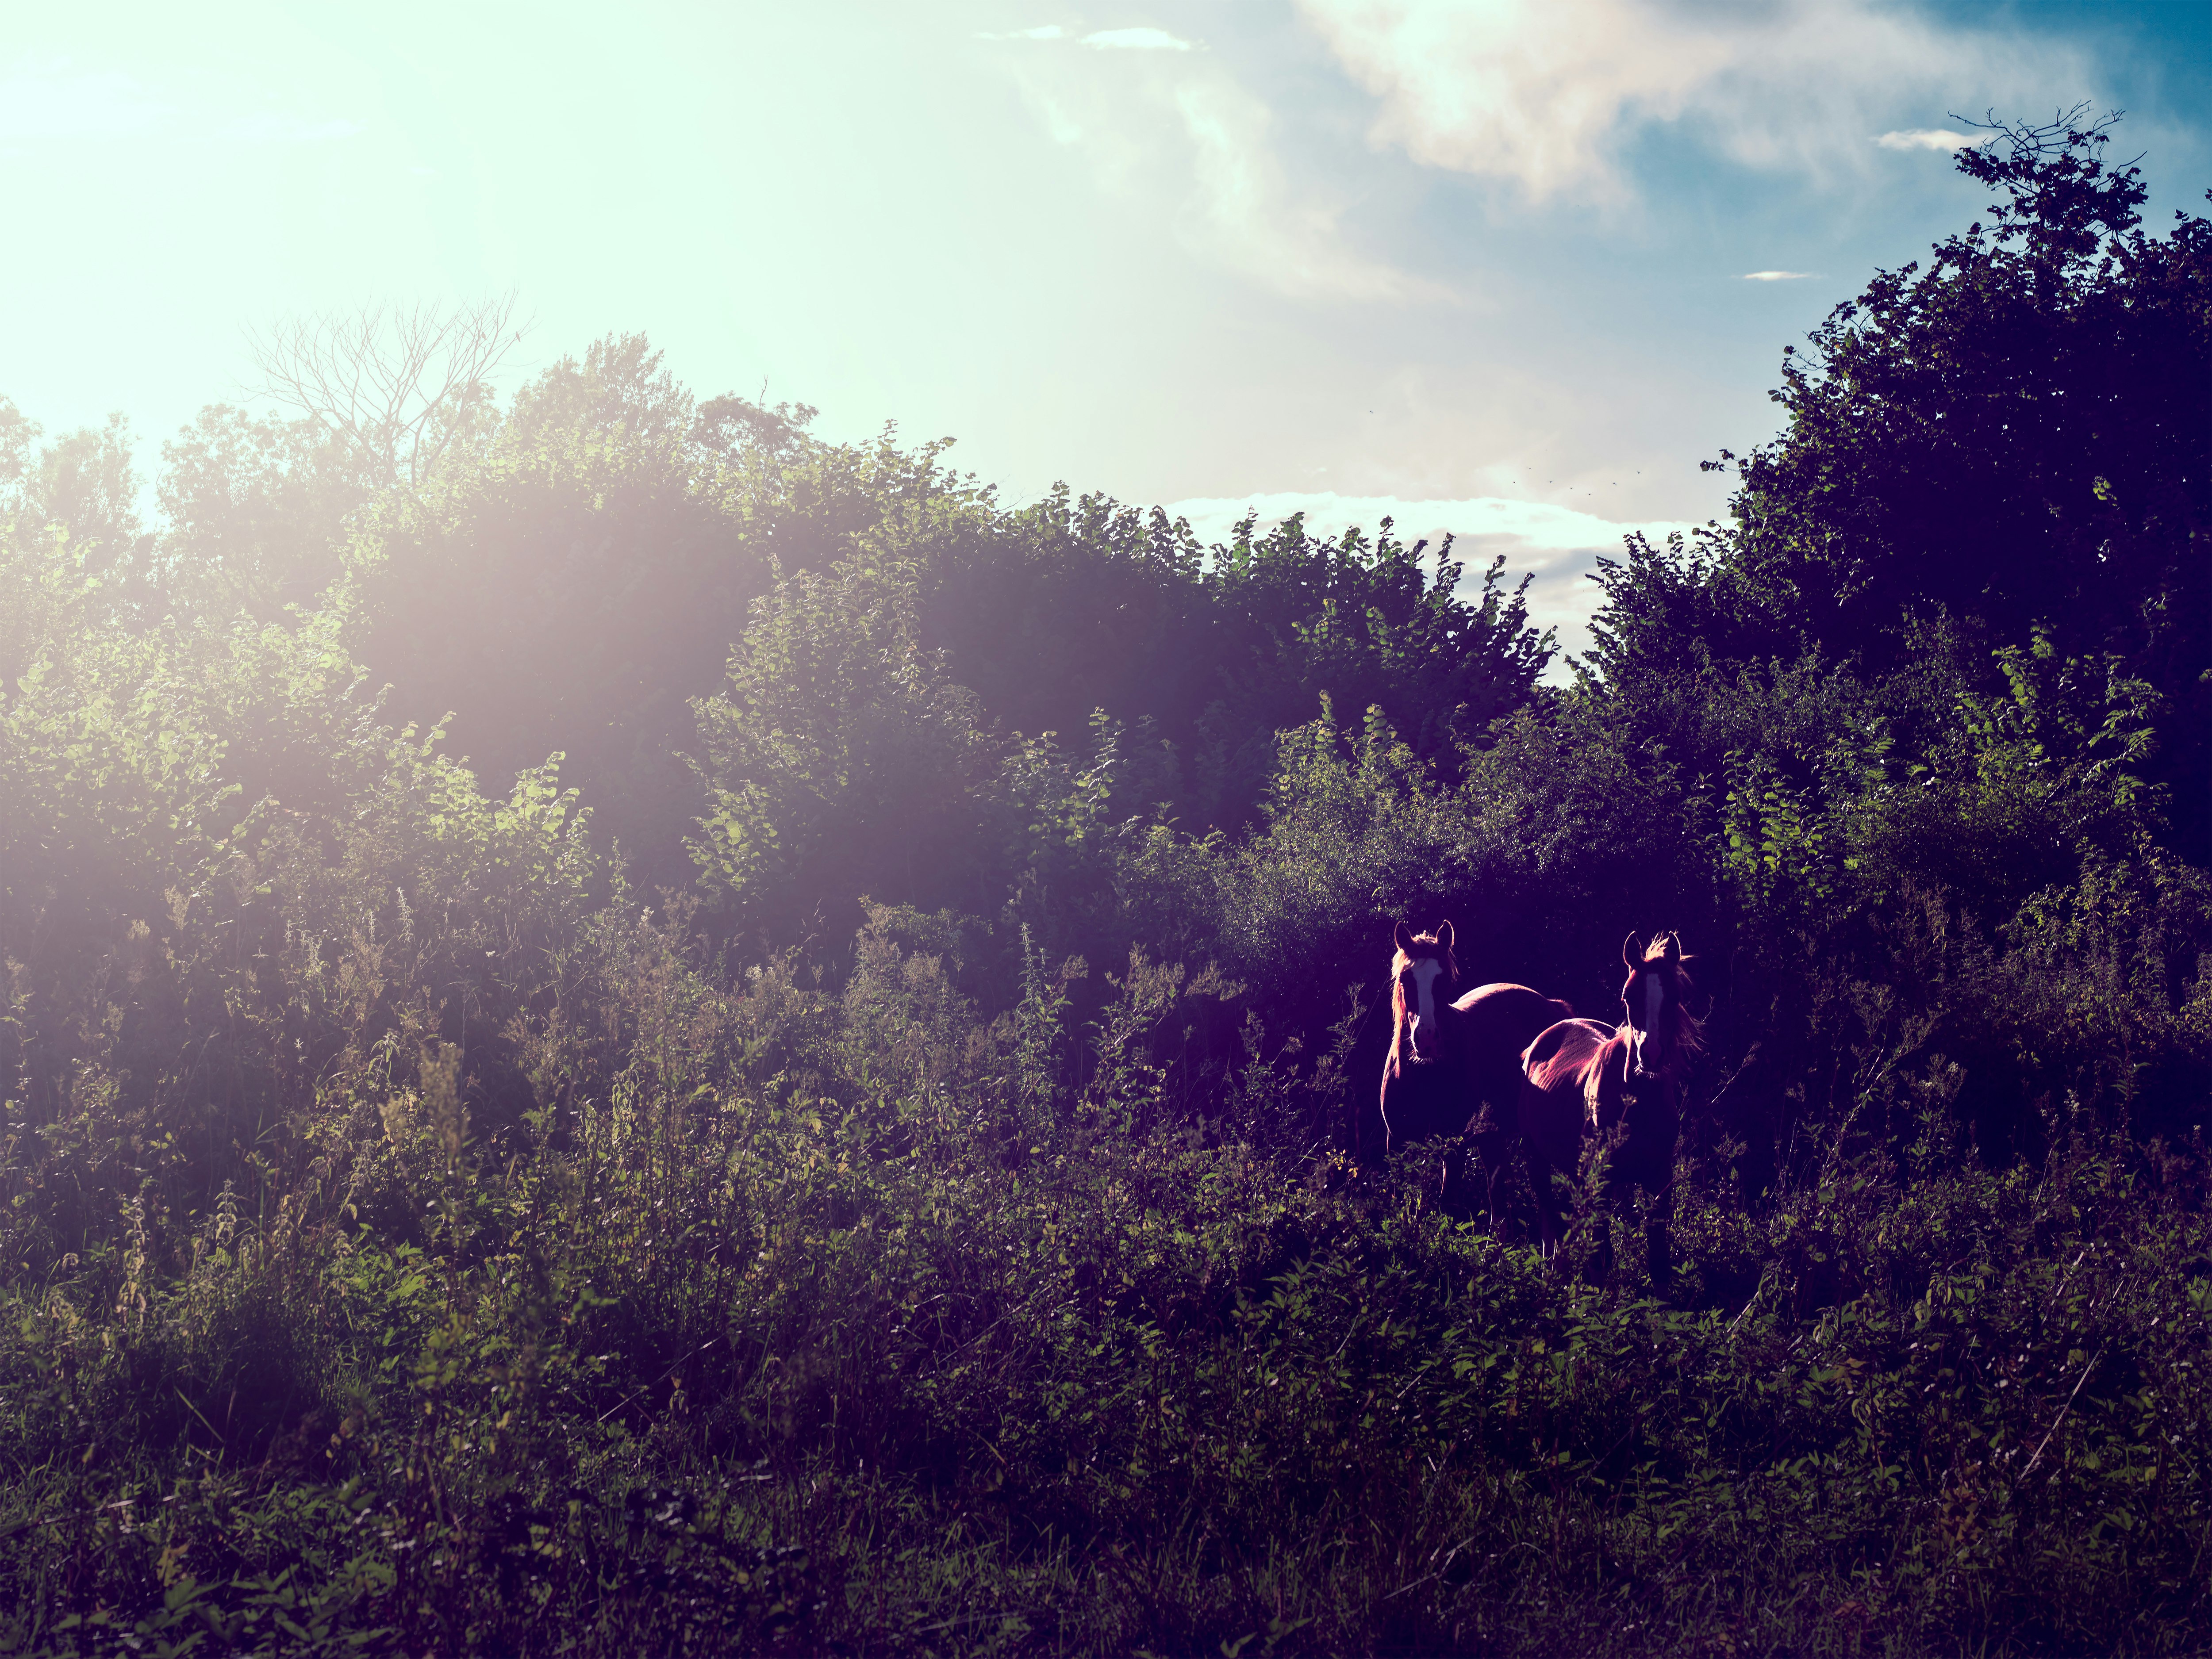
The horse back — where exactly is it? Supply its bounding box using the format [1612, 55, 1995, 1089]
[1454, 983, 1575, 1043]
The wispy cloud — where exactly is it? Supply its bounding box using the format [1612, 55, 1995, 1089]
[1741, 269, 1813, 281]
[992, 38, 1432, 301]
[1082, 28, 1196, 51]
[1295, 0, 2085, 203]
[978, 24, 1197, 49]
[1876, 127, 1978, 151]
[1171, 78, 1437, 299]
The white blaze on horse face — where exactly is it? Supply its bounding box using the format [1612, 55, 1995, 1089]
[1407, 957, 1445, 1061]
[1643, 972, 1665, 1037]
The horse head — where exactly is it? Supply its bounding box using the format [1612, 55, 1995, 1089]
[1390, 920, 1460, 1068]
[1619, 931, 1698, 1084]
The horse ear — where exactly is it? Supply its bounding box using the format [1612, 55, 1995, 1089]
[1662, 932, 1681, 966]
[1435, 920, 1454, 953]
[1394, 921, 1414, 955]
[1621, 931, 1640, 969]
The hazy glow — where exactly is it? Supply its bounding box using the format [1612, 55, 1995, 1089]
[0, 0, 2202, 562]
[0, 60, 168, 142]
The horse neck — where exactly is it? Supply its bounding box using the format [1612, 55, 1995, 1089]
[1612, 1015, 1686, 1093]
[1655, 986, 1697, 1075]
[1629, 968, 1694, 1065]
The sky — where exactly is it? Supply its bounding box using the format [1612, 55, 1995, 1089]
[2, 0, 2207, 661]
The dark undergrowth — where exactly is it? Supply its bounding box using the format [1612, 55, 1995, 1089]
[4, 912, 2209, 1656]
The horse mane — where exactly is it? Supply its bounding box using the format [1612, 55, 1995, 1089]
[1640, 932, 1705, 1057]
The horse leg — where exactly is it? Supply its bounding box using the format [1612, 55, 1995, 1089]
[1359, 1086, 1390, 1168]
[1628, 1105, 1678, 1289]
[1465, 1130, 1509, 1236]
[1436, 1138, 1477, 1220]
[1522, 1142, 1566, 1258]
[1642, 1166, 1676, 1289]
[1515, 1080, 1578, 1260]
[1587, 1157, 1633, 1286]
[1645, 1208, 1673, 1290]
[1587, 1210, 1615, 1283]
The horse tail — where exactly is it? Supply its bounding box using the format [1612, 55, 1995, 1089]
[1520, 1019, 1595, 1092]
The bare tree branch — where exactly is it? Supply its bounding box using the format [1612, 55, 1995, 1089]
[244, 295, 527, 490]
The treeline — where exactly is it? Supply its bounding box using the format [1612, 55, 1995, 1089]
[1, 113, 2209, 1653]
[6, 117, 2204, 1208]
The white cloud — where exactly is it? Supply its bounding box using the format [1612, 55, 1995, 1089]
[1294, 0, 2084, 203]
[1171, 78, 1438, 299]
[1877, 127, 1978, 151]
[1164, 490, 1697, 668]
[1167, 490, 1686, 563]
[976, 25, 1068, 41]
[1082, 27, 1197, 51]
[1741, 269, 1813, 281]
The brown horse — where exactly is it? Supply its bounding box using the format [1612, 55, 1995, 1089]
[1517, 931, 1702, 1283]
[1374, 922, 1575, 1231]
